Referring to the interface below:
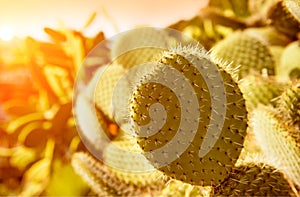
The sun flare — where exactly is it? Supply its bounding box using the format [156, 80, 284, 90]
[0, 27, 14, 41]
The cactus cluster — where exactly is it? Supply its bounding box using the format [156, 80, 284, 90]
[72, 0, 300, 196]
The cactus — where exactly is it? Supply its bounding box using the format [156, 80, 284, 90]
[251, 106, 300, 187]
[71, 152, 167, 196]
[210, 31, 275, 79]
[277, 41, 300, 81]
[94, 64, 129, 121]
[212, 162, 294, 196]
[239, 73, 286, 111]
[110, 27, 169, 69]
[267, 0, 300, 37]
[103, 135, 167, 187]
[129, 45, 248, 186]
[277, 81, 300, 129]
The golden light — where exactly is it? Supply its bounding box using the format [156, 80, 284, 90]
[0, 27, 14, 41]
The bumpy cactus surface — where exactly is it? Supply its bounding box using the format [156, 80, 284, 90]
[129, 45, 248, 186]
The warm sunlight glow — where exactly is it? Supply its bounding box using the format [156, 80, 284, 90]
[0, 27, 14, 41]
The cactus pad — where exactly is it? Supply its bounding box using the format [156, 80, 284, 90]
[267, 0, 300, 37]
[103, 136, 167, 187]
[129, 46, 248, 186]
[239, 73, 286, 111]
[278, 81, 300, 129]
[210, 31, 275, 79]
[251, 106, 300, 186]
[71, 152, 166, 196]
[213, 162, 294, 196]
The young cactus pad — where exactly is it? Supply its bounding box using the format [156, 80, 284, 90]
[129, 45, 248, 186]
[210, 31, 275, 79]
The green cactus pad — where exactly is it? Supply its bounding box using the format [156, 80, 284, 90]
[213, 162, 294, 196]
[71, 152, 166, 197]
[239, 73, 286, 111]
[210, 31, 275, 79]
[251, 106, 300, 187]
[277, 41, 300, 81]
[267, 0, 300, 37]
[103, 136, 167, 187]
[129, 46, 248, 186]
[278, 81, 300, 129]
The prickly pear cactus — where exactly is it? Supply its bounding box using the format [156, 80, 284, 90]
[278, 81, 300, 129]
[111, 27, 169, 69]
[239, 73, 286, 111]
[267, 0, 300, 37]
[94, 64, 130, 121]
[212, 162, 294, 196]
[71, 152, 167, 197]
[103, 136, 167, 187]
[129, 45, 248, 186]
[210, 31, 275, 78]
[251, 106, 300, 187]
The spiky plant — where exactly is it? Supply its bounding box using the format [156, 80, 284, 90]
[251, 106, 300, 187]
[267, 0, 300, 37]
[239, 73, 286, 111]
[212, 162, 294, 196]
[71, 152, 167, 197]
[210, 31, 275, 79]
[129, 45, 248, 186]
